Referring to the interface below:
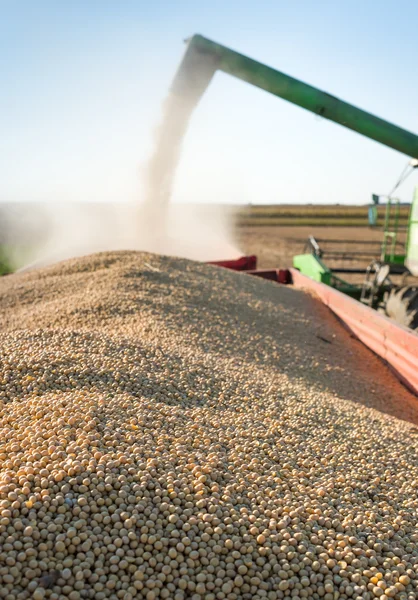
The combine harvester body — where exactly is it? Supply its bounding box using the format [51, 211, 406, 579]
[293, 186, 418, 328]
[169, 35, 418, 392]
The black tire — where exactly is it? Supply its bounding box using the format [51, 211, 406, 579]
[385, 286, 418, 330]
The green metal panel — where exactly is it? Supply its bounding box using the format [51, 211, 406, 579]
[379, 197, 409, 264]
[368, 205, 378, 226]
[293, 254, 332, 285]
[406, 187, 418, 276]
[382, 254, 406, 265]
[171, 35, 418, 158]
[293, 253, 362, 298]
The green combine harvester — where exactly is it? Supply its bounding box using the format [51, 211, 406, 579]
[169, 35, 418, 330]
[294, 186, 418, 329]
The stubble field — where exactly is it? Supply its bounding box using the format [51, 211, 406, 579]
[235, 225, 407, 275]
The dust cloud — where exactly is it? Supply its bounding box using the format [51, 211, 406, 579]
[6, 201, 240, 273]
[6, 41, 241, 273]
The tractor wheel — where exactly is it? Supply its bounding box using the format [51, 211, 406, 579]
[385, 286, 418, 330]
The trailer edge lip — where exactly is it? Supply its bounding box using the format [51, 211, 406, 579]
[208, 255, 257, 271]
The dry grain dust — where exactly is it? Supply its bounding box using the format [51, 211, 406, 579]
[0, 251, 418, 600]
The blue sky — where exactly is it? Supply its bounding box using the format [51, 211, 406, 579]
[1, 0, 418, 205]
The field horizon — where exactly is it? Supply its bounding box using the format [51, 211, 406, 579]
[236, 203, 410, 227]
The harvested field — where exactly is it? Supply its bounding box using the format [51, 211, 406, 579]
[236, 225, 406, 272]
[0, 251, 418, 599]
[236, 205, 410, 228]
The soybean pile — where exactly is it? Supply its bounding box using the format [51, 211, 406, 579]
[1, 251, 418, 600]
